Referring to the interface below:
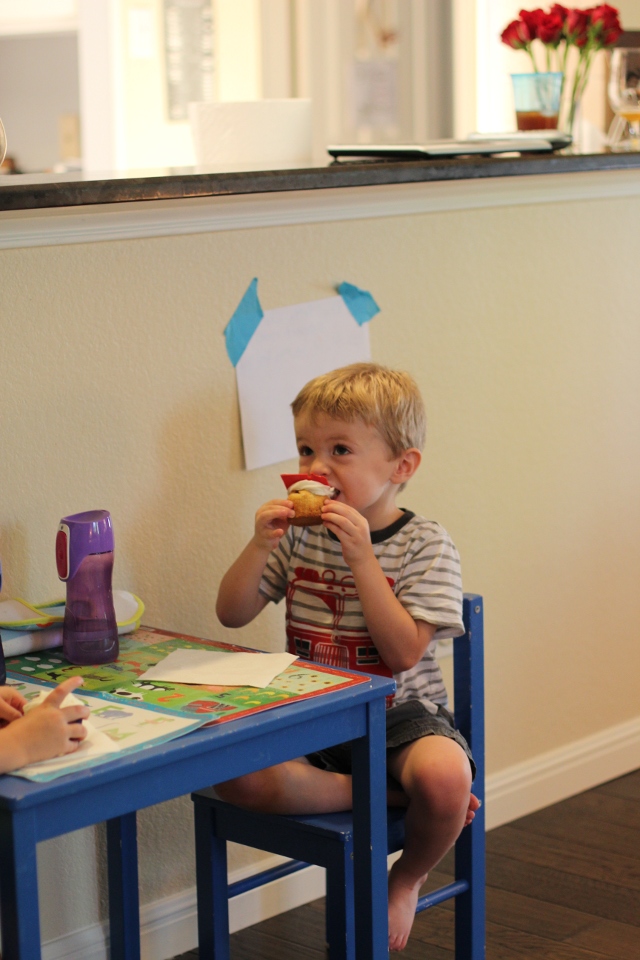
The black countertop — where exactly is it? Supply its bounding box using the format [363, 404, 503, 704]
[1, 149, 640, 212]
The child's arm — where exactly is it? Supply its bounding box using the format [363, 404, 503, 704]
[216, 498, 294, 628]
[321, 501, 435, 672]
[0, 677, 90, 774]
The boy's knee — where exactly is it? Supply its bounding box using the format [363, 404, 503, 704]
[408, 742, 472, 815]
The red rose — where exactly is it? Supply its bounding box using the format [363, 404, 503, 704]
[566, 8, 592, 47]
[591, 3, 620, 28]
[519, 8, 546, 40]
[501, 18, 532, 49]
[549, 3, 570, 21]
[537, 11, 565, 44]
[590, 4, 622, 46]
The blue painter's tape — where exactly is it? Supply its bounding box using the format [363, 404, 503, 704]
[224, 277, 264, 366]
[337, 281, 380, 325]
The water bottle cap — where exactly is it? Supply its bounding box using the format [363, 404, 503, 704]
[57, 510, 114, 581]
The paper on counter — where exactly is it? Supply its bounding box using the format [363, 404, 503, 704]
[138, 649, 298, 688]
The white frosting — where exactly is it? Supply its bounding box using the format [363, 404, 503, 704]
[288, 479, 336, 498]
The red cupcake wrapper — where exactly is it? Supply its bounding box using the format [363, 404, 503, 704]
[281, 473, 331, 489]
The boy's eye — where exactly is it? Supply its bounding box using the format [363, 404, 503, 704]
[333, 445, 350, 456]
[298, 445, 313, 457]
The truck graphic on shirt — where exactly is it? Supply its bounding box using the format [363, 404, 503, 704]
[285, 565, 394, 680]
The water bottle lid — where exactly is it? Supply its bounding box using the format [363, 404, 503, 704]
[57, 510, 114, 581]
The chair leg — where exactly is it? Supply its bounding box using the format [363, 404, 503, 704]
[192, 801, 485, 959]
[194, 797, 231, 960]
[453, 595, 486, 960]
[454, 813, 486, 960]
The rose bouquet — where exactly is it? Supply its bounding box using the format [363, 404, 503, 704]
[501, 5, 623, 132]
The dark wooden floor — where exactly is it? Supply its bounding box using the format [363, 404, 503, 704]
[172, 769, 640, 959]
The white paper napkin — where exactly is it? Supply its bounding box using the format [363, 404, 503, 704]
[138, 649, 298, 688]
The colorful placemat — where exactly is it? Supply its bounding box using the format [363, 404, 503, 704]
[5, 675, 209, 782]
[5, 625, 368, 726]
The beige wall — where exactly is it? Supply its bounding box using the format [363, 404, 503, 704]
[2, 189, 640, 937]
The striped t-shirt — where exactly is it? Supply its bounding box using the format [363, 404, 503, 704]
[259, 510, 463, 712]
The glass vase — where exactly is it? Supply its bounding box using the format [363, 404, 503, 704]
[562, 95, 582, 149]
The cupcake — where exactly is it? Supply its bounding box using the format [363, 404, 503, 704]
[281, 474, 337, 526]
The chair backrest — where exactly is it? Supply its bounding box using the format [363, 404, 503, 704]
[388, 593, 485, 856]
[454, 594, 485, 798]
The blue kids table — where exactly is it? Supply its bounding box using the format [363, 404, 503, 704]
[0, 662, 394, 960]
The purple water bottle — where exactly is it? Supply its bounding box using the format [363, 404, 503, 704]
[56, 510, 119, 665]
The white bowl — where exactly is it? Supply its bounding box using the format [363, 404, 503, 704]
[188, 99, 312, 166]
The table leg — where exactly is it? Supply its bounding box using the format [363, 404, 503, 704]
[350, 696, 389, 960]
[106, 813, 141, 960]
[0, 808, 41, 959]
[193, 796, 230, 960]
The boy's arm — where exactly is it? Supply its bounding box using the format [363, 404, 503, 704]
[216, 541, 272, 627]
[350, 553, 435, 672]
[216, 498, 294, 628]
[321, 501, 435, 672]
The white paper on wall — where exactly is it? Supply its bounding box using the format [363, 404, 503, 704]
[234, 295, 372, 471]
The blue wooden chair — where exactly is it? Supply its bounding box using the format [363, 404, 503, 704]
[192, 593, 485, 960]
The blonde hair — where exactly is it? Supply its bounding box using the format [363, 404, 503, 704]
[291, 362, 426, 455]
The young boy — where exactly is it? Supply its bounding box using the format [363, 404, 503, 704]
[216, 362, 477, 952]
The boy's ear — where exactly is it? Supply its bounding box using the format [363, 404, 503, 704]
[391, 448, 421, 485]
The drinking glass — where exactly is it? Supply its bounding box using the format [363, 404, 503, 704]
[0, 117, 6, 166]
[511, 72, 563, 131]
[608, 48, 640, 150]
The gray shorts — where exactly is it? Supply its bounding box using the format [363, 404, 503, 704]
[307, 698, 476, 784]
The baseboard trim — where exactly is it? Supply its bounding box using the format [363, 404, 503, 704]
[141, 856, 326, 960]
[42, 713, 640, 959]
[41, 855, 326, 960]
[484, 712, 640, 831]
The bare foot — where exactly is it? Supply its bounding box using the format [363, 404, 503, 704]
[464, 792, 481, 827]
[387, 859, 427, 952]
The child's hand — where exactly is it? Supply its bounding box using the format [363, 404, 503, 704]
[0, 685, 27, 726]
[321, 500, 375, 568]
[1, 676, 90, 770]
[253, 499, 295, 553]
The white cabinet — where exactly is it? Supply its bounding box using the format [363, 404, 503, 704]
[0, 0, 77, 35]
[0, 2, 82, 173]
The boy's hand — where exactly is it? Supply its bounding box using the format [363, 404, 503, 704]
[0, 685, 27, 726]
[253, 499, 295, 553]
[321, 500, 375, 568]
